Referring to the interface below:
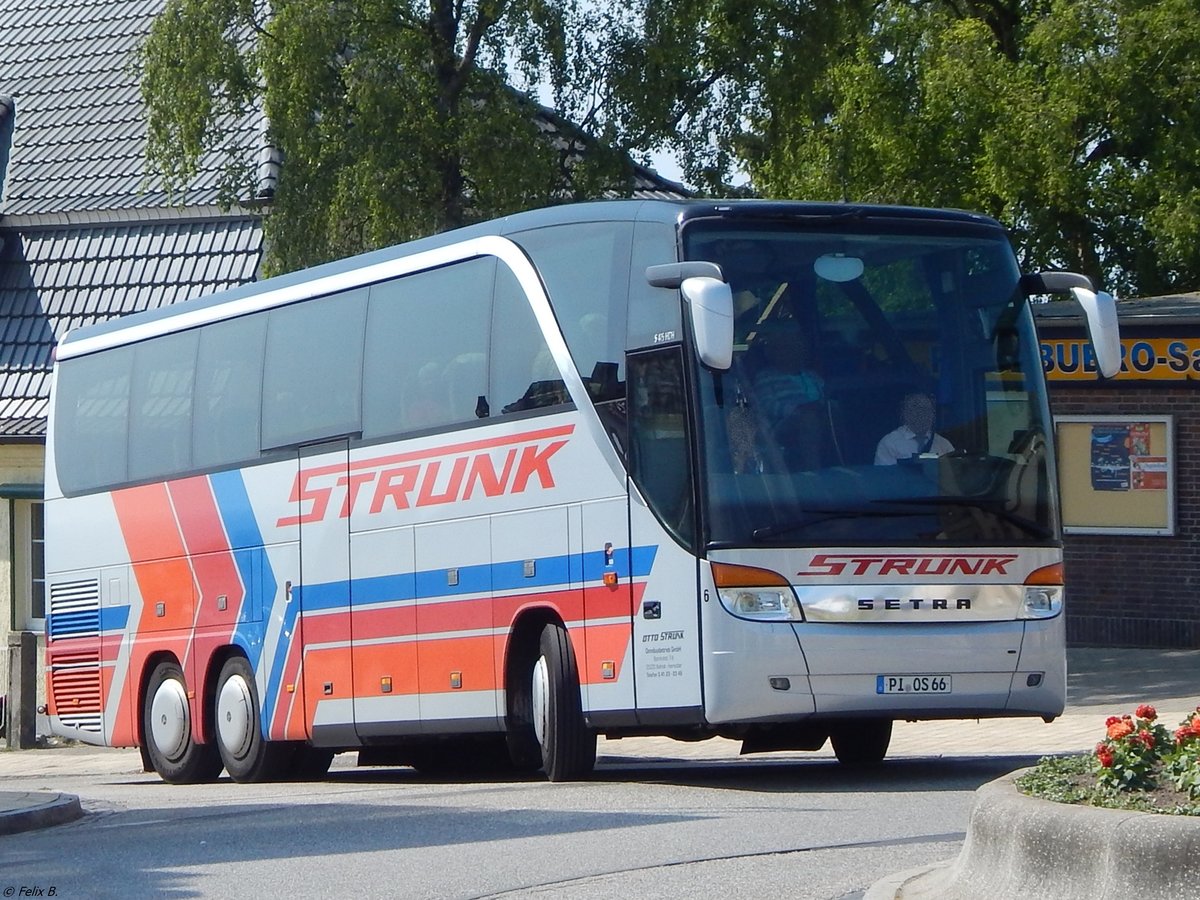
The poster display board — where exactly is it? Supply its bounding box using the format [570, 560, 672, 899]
[1054, 415, 1175, 535]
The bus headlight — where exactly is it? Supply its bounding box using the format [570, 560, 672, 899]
[1021, 563, 1064, 619]
[1021, 585, 1063, 619]
[712, 562, 805, 622]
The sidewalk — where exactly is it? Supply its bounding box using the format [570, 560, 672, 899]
[3, 647, 1198, 834]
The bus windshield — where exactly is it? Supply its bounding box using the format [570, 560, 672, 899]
[684, 218, 1057, 548]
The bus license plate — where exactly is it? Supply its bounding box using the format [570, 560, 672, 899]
[876, 674, 952, 694]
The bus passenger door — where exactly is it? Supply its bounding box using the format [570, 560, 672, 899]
[296, 439, 355, 745]
[625, 347, 703, 718]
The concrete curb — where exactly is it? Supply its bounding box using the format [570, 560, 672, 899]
[0, 791, 83, 836]
[867, 769, 1200, 899]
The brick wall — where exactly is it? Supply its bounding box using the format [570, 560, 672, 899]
[1049, 383, 1200, 648]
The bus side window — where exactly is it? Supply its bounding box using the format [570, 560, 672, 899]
[627, 347, 695, 549]
[54, 347, 133, 494]
[193, 314, 267, 470]
[512, 222, 632, 405]
[262, 288, 368, 449]
[492, 265, 568, 414]
[128, 330, 199, 481]
[362, 257, 494, 439]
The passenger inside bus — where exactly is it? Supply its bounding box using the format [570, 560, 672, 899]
[746, 318, 828, 471]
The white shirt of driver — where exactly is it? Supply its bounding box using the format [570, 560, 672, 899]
[874, 425, 953, 465]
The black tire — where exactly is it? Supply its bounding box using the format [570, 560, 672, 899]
[142, 660, 222, 784]
[532, 623, 596, 781]
[213, 656, 293, 783]
[505, 635, 547, 773]
[830, 719, 893, 766]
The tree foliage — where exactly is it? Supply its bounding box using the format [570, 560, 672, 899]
[650, 0, 1200, 296]
[140, 0, 644, 273]
[141, 0, 1200, 294]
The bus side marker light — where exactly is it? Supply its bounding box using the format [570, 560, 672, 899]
[450, 671, 462, 689]
[769, 677, 791, 691]
[603, 571, 618, 587]
[601, 661, 615, 680]
[381, 677, 393, 694]
[1027, 673, 1044, 687]
[286, 684, 295, 693]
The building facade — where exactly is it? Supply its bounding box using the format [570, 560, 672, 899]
[1036, 296, 1200, 648]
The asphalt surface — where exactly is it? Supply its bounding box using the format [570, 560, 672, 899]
[3, 645, 1198, 839]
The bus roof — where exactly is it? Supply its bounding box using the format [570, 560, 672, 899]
[58, 199, 1003, 352]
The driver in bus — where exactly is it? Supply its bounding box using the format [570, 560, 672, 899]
[874, 392, 954, 465]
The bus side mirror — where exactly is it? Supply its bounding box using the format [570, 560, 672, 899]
[681, 276, 733, 371]
[1024, 271, 1121, 379]
[1070, 286, 1121, 379]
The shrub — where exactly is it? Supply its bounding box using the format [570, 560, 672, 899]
[1017, 704, 1200, 816]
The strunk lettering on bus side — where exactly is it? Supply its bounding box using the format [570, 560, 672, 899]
[276, 436, 569, 527]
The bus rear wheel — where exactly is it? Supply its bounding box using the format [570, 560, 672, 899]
[531, 623, 596, 782]
[142, 660, 222, 784]
[214, 656, 292, 783]
[830, 719, 893, 766]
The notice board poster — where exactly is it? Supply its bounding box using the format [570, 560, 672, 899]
[1055, 416, 1175, 535]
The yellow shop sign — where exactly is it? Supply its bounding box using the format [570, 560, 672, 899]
[1041, 337, 1200, 381]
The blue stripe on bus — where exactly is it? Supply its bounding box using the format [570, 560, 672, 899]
[101, 606, 129, 633]
[298, 544, 659, 613]
[49, 604, 130, 639]
[209, 470, 281, 724]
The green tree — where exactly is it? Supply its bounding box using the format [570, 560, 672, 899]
[737, 0, 1200, 296]
[139, 0, 643, 273]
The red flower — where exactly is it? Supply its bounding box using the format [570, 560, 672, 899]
[1107, 719, 1135, 740]
[1176, 727, 1192, 745]
[1135, 729, 1155, 749]
[1096, 743, 1115, 768]
[1106, 715, 1121, 727]
[1136, 704, 1157, 721]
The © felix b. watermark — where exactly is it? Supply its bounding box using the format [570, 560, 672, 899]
[3, 888, 58, 896]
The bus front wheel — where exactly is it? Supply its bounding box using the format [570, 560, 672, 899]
[531, 623, 596, 781]
[142, 660, 222, 784]
[214, 656, 292, 782]
[830, 719, 893, 765]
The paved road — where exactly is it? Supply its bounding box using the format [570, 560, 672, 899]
[2, 647, 1197, 898]
[0, 745, 1006, 900]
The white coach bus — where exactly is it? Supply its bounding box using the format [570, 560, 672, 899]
[44, 200, 1120, 783]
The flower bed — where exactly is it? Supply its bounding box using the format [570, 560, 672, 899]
[1017, 704, 1200, 816]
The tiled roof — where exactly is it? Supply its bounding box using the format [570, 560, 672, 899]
[1035, 294, 1200, 328]
[0, 0, 681, 440]
[0, 0, 261, 215]
[0, 217, 262, 435]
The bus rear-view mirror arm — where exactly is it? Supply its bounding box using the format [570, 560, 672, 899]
[1023, 271, 1121, 379]
[645, 263, 734, 371]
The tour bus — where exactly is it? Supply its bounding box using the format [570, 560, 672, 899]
[44, 200, 1120, 783]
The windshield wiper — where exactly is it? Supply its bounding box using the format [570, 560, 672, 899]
[875, 496, 1052, 539]
[751, 507, 930, 541]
